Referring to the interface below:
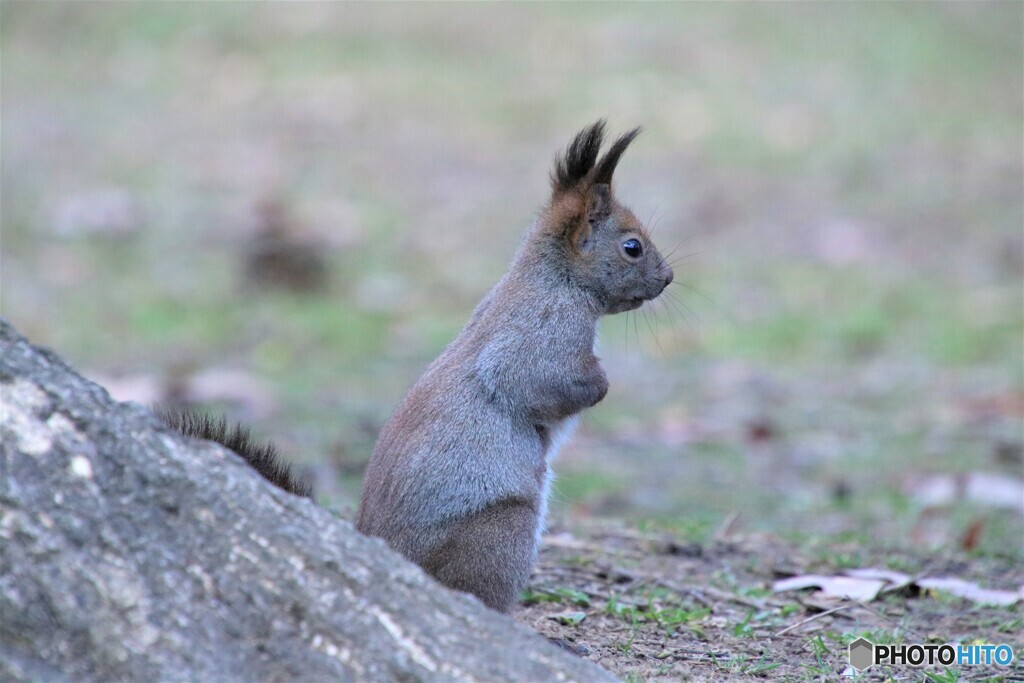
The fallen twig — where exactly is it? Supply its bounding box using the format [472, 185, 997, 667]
[774, 604, 850, 637]
[655, 578, 772, 611]
[713, 511, 741, 541]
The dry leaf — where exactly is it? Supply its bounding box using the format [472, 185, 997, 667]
[843, 568, 914, 592]
[52, 188, 141, 237]
[960, 519, 985, 552]
[960, 392, 1024, 419]
[775, 569, 1024, 607]
[88, 371, 163, 405]
[188, 368, 276, 418]
[906, 472, 1024, 513]
[916, 577, 1024, 607]
[772, 575, 886, 602]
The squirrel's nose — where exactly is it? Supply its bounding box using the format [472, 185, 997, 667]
[661, 265, 674, 287]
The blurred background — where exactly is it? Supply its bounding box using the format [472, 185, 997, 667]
[3, 3, 1021, 557]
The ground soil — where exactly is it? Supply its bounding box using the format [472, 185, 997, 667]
[516, 523, 1023, 682]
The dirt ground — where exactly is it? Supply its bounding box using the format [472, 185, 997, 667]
[518, 523, 1022, 682]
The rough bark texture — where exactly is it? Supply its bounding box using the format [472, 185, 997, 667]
[0, 317, 616, 683]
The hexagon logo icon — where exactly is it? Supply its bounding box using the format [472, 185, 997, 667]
[849, 637, 874, 672]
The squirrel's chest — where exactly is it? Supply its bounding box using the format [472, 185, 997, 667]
[535, 415, 580, 466]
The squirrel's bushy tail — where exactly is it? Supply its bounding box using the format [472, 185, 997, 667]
[157, 407, 312, 498]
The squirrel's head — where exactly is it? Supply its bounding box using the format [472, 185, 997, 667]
[542, 120, 674, 315]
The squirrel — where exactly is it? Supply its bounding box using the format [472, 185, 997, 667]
[356, 120, 673, 612]
[160, 121, 673, 614]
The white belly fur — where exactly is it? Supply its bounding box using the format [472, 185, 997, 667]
[535, 414, 580, 548]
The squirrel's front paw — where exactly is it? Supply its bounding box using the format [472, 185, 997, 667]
[574, 366, 608, 408]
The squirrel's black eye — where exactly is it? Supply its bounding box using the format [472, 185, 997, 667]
[622, 238, 643, 259]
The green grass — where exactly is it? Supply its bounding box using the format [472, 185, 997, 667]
[521, 587, 591, 608]
[551, 471, 626, 506]
[692, 265, 1022, 367]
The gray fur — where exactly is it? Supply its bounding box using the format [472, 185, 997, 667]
[357, 122, 673, 612]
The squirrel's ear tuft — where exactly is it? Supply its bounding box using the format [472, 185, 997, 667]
[593, 127, 641, 186]
[551, 120, 606, 192]
[587, 183, 612, 223]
